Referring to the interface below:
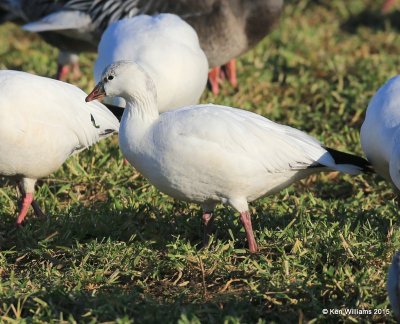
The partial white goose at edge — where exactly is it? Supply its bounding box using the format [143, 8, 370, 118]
[360, 75, 400, 194]
[388, 252, 400, 320]
[0, 70, 120, 225]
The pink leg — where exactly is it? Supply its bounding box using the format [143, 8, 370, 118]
[18, 183, 45, 219]
[202, 212, 214, 246]
[16, 193, 33, 225]
[224, 59, 238, 89]
[208, 67, 221, 95]
[56, 64, 70, 81]
[71, 62, 82, 80]
[239, 211, 258, 253]
[219, 66, 226, 81]
[382, 0, 396, 13]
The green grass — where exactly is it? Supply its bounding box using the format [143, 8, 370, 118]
[1, 0, 400, 322]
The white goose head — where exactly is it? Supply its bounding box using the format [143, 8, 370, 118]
[86, 61, 157, 105]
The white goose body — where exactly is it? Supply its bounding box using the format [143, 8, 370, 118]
[87, 61, 370, 252]
[360, 75, 400, 189]
[120, 104, 345, 208]
[0, 70, 119, 223]
[94, 14, 208, 112]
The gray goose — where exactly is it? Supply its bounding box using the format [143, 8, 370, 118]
[1, 0, 283, 93]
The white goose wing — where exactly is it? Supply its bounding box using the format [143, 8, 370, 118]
[158, 104, 345, 173]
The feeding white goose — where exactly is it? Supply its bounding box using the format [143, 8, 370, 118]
[94, 14, 208, 112]
[4, 0, 283, 92]
[360, 75, 400, 194]
[86, 61, 371, 253]
[0, 70, 119, 225]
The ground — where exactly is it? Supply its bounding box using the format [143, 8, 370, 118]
[0, 0, 399, 322]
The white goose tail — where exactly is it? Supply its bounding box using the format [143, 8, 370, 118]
[322, 147, 373, 175]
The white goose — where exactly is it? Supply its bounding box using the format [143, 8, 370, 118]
[86, 61, 371, 253]
[360, 75, 400, 193]
[0, 70, 120, 225]
[94, 14, 209, 112]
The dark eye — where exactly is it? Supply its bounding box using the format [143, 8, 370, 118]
[108, 75, 114, 81]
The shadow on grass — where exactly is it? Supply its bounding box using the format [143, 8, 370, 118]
[0, 199, 257, 252]
[341, 9, 400, 33]
[0, 193, 394, 322]
[0, 283, 320, 323]
[2, 276, 390, 322]
[0, 184, 392, 254]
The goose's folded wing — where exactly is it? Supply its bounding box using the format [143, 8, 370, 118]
[160, 105, 334, 174]
[23, 10, 92, 32]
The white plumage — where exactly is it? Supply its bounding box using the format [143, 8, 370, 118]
[0, 70, 119, 224]
[87, 61, 370, 252]
[94, 14, 208, 112]
[360, 75, 400, 191]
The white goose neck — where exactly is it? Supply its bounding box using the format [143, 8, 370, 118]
[124, 88, 159, 124]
